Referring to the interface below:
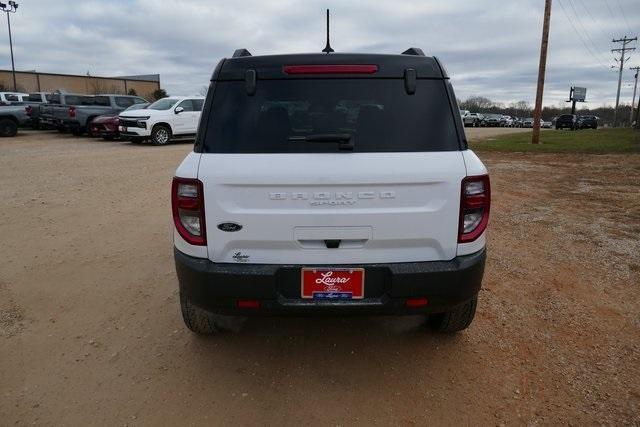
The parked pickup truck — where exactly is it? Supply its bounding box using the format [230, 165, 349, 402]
[0, 104, 30, 137]
[39, 93, 93, 132]
[64, 94, 148, 136]
[0, 91, 29, 105]
[23, 92, 50, 129]
[462, 112, 484, 127]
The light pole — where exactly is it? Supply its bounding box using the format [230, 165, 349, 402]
[0, 1, 18, 92]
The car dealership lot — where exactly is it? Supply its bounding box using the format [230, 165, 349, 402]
[1, 129, 638, 425]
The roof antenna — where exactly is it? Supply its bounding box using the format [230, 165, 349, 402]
[322, 9, 334, 54]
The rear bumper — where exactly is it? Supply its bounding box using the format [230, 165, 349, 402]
[175, 248, 486, 316]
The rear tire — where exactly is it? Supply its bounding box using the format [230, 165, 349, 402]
[150, 124, 171, 146]
[0, 118, 18, 137]
[428, 297, 477, 333]
[180, 292, 244, 335]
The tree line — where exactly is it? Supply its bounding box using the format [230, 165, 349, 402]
[457, 96, 637, 126]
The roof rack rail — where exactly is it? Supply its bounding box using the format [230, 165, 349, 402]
[401, 47, 425, 56]
[232, 48, 252, 58]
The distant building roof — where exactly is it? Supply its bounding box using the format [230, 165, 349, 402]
[114, 74, 160, 82]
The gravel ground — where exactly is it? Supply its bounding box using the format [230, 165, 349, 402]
[0, 129, 638, 425]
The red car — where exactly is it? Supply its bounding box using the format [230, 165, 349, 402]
[89, 103, 149, 140]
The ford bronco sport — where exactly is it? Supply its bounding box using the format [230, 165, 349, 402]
[172, 48, 490, 334]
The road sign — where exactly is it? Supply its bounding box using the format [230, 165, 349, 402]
[572, 87, 587, 102]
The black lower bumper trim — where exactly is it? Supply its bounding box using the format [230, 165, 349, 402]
[174, 248, 486, 316]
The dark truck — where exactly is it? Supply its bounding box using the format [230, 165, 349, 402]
[555, 114, 578, 130]
[64, 94, 148, 136]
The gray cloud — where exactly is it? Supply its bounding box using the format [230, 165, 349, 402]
[0, 0, 637, 106]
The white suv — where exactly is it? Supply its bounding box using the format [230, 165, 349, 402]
[172, 48, 490, 334]
[119, 96, 204, 145]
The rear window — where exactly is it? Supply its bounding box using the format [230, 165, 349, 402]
[65, 95, 93, 105]
[202, 79, 459, 153]
[94, 96, 110, 106]
[27, 93, 43, 102]
[559, 114, 574, 119]
[47, 94, 60, 104]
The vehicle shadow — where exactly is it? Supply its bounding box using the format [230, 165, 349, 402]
[177, 314, 477, 402]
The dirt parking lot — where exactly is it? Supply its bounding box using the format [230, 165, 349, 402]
[1, 129, 638, 425]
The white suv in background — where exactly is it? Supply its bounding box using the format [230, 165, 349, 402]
[118, 96, 204, 145]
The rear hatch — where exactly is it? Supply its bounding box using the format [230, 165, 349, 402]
[197, 56, 467, 264]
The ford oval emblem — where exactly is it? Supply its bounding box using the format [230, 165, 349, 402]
[217, 222, 243, 232]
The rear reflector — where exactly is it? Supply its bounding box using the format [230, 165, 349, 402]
[237, 300, 260, 309]
[171, 177, 206, 246]
[283, 64, 378, 75]
[406, 297, 429, 308]
[25, 105, 32, 116]
[458, 175, 491, 243]
[68, 106, 76, 119]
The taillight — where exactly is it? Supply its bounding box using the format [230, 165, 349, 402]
[68, 106, 76, 118]
[458, 175, 491, 243]
[283, 64, 378, 74]
[171, 177, 206, 246]
[25, 105, 32, 116]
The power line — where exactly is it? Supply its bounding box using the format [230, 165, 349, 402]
[557, 0, 612, 70]
[614, 0, 634, 37]
[576, 0, 615, 43]
[566, 0, 613, 65]
[603, 0, 617, 20]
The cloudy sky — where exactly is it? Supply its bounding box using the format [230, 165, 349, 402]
[0, 0, 638, 107]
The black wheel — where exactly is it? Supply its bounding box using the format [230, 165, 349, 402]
[103, 135, 115, 141]
[180, 292, 244, 335]
[57, 126, 66, 133]
[428, 297, 477, 333]
[150, 124, 171, 146]
[71, 127, 84, 136]
[0, 118, 18, 137]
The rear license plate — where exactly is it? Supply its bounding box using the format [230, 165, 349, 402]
[301, 268, 364, 300]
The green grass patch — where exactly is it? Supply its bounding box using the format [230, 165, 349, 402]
[470, 128, 640, 154]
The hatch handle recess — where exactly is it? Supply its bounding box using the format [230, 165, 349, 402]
[404, 68, 416, 95]
[245, 69, 256, 96]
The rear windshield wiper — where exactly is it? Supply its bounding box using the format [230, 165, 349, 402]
[288, 134, 353, 150]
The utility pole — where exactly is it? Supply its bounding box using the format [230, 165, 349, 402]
[532, 0, 552, 145]
[630, 66, 640, 125]
[0, 2, 19, 91]
[611, 36, 636, 127]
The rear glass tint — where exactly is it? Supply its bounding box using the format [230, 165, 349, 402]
[94, 96, 110, 106]
[202, 79, 459, 153]
[65, 95, 93, 105]
[27, 94, 43, 102]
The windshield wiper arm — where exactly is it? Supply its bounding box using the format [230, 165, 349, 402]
[288, 133, 353, 150]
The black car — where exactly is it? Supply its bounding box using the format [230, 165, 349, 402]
[555, 114, 578, 130]
[578, 115, 598, 129]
